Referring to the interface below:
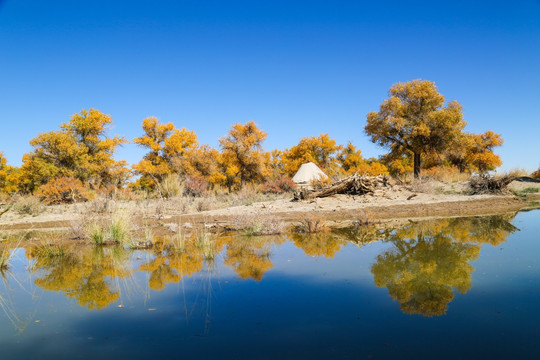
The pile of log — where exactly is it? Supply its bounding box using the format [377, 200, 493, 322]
[469, 174, 516, 195]
[294, 174, 394, 200]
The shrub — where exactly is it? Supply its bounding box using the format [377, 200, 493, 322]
[262, 176, 297, 194]
[184, 176, 208, 197]
[37, 177, 89, 205]
[532, 168, 540, 179]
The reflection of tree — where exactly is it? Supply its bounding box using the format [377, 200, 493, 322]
[223, 236, 284, 281]
[331, 226, 392, 246]
[371, 214, 518, 317]
[138, 239, 204, 290]
[290, 233, 345, 258]
[30, 246, 134, 310]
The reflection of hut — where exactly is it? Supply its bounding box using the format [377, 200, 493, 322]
[292, 162, 328, 189]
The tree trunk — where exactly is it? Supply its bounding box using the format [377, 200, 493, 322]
[413, 152, 421, 179]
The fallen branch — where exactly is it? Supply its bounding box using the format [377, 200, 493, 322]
[469, 174, 516, 195]
[294, 174, 394, 200]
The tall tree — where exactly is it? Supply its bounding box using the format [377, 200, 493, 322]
[218, 121, 268, 189]
[365, 80, 466, 178]
[20, 109, 128, 191]
[133, 117, 198, 188]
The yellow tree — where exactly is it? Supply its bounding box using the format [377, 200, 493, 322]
[445, 131, 503, 173]
[20, 109, 128, 192]
[183, 144, 224, 186]
[337, 142, 389, 176]
[465, 131, 503, 173]
[218, 121, 268, 190]
[365, 80, 466, 178]
[0, 152, 20, 194]
[133, 117, 198, 188]
[282, 134, 342, 176]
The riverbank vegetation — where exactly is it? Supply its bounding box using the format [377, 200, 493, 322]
[1, 80, 515, 204]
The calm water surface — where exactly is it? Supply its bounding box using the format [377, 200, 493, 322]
[1, 210, 539, 359]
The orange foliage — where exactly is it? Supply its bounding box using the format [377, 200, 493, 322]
[37, 176, 90, 204]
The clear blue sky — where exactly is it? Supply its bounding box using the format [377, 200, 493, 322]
[1, 0, 539, 171]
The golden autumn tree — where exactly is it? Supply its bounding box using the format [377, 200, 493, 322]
[0, 152, 20, 194]
[20, 109, 128, 192]
[183, 144, 225, 186]
[133, 117, 199, 189]
[445, 131, 503, 174]
[366, 80, 466, 178]
[337, 142, 389, 176]
[465, 131, 503, 173]
[282, 134, 342, 177]
[218, 121, 268, 190]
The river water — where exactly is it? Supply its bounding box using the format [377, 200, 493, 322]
[1, 210, 539, 359]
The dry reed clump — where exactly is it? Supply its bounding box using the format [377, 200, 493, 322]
[12, 196, 44, 217]
[422, 166, 470, 183]
[31, 243, 66, 258]
[86, 196, 115, 215]
[0, 247, 12, 270]
[72, 206, 133, 245]
[195, 229, 216, 260]
[293, 215, 328, 233]
[231, 213, 285, 236]
[159, 174, 185, 199]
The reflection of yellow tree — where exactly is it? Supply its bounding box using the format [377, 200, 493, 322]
[138, 239, 204, 290]
[222, 236, 284, 281]
[30, 246, 133, 310]
[371, 215, 517, 317]
[372, 235, 479, 317]
[290, 233, 345, 258]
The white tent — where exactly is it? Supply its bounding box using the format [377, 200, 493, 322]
[292, 162, 328, 186]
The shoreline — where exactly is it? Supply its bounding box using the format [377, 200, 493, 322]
[0, 194, 527, 234]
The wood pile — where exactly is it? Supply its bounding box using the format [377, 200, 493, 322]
[469, 174, 516, 195]
[294, 174, 394, 200]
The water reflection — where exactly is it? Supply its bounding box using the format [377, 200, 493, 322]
[371, 214, 518, 317]
[223, 235, 285, 280]
[29, 245, 134, 310]
[0, 214, 520, 323]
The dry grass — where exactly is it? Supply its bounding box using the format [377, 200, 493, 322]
[159, 174, 185, 199]
[422, 166, 470, 183]
[195, 229, 216, 260]
[0, 247, 11, 269]
[353, 210, 375, 226]
[231, 213, 285, 235]
[12, 196, 44, 217]
[294, 215, 328, 233]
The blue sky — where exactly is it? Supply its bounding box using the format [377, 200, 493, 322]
[1, 0, 539, 171]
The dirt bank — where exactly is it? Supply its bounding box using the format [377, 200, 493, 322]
[0, 192, 526, 234]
